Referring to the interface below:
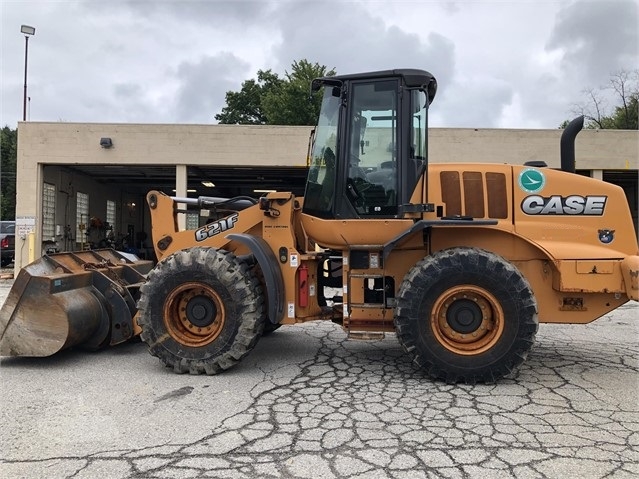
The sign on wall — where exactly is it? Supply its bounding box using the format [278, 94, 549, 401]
[16, 216, 36, 238]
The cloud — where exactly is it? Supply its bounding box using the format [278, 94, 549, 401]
[111, 0, 275, 27]
[435, 74, 514, 128]
[1, 0, 633, 129]
[547, 0, 638, 84]
[270, 1, 456, 83]
[173, 53, 251, 123]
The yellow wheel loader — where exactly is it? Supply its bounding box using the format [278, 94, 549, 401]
[1, 69, 638, 383]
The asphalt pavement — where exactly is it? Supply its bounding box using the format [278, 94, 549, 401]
[0, 276, 638, 479]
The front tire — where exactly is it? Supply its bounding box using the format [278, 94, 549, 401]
[395, 247, 538, 384]
[262, 322, 281, 336]
[137, 247, 265, 374]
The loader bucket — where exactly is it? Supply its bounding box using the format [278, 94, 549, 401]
[0, 249, 153, 357]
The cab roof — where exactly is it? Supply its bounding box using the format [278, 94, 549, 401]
[312, 68, 437, 104]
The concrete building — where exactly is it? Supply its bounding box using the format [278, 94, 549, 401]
[13, 121, 638, 271]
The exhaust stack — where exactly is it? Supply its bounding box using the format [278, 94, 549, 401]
[560, 115, 584, 173]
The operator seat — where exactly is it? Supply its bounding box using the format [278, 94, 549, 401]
[366, 161, 396, 205]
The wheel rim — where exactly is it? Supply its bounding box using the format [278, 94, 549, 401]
[164, 282, 225, 347]
[431, 285, 505, 355]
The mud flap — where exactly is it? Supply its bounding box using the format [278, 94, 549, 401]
[621, 255, 639, 301]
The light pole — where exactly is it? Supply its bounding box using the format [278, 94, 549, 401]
[21, 25, 35, 122]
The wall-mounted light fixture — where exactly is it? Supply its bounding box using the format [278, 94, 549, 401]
[100, 137, 113, 148]
[201, 181, 215, 187]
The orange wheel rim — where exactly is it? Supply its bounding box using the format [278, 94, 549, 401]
[430, 285, 505, 355]
[163, 282, 225, 347]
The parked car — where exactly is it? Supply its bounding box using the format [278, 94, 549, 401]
[0, 220, 16, 267]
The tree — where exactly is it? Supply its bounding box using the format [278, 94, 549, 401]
[564, 70, 639, 130]
[261, 60, 336, 126]
[215, 70, 282, 124]
[0, 126, 17, 220]
[215, 60, 336, 126]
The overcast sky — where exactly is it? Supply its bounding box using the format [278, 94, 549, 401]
[1, 0, 637, 130]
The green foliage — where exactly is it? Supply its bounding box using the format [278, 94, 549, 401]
[599, 94, 638, 130]
[0, 126, 17, 220]
[262, 60, 336, 126]
[563, 70, 639, 130]
[215, 70, 283, 124]
[216, 60, 336, 126]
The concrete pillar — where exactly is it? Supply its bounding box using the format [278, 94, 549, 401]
[591, 169, 603, 180]
[176, 165, 187, 231]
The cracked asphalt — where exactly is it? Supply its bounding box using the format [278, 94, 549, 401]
[0, 277, 638, 479]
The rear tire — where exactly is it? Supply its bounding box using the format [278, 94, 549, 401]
[395, 247, 538, 384]
[137, 247, 265, 374]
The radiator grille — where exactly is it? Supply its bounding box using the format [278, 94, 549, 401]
[440, 171, 508, 219]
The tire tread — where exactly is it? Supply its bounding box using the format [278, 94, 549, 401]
[137, 247, 265, 375]
[395, 247, 538, 384]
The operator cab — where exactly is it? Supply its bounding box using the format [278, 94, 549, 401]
[303, 69, 437, 220]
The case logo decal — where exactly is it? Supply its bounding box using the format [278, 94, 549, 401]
[521, 195, 607, 215]
[518, 168, 546, 193]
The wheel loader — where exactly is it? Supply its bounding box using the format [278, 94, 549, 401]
[1, 69, 638, 383]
